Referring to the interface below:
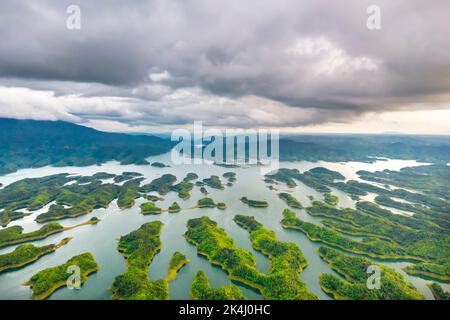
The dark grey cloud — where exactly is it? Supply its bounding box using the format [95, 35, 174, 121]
[0, 0, 449, 130]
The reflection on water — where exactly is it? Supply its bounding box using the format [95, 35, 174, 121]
[0, 154, 441, 300]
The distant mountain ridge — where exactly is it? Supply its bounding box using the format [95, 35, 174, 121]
[0, 118, 449, 176]
[0, 118, 174, 175]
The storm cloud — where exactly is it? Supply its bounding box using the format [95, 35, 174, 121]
[0, 0, 449, 131]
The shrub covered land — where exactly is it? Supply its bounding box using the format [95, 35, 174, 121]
[190, 271, 246, 300]
[0, 238, 71, 273]
[111, 222, 188, 299]
[25, 252, 99, 300]
[240, 197, 269, 208]
[185, 216, 317, 299]
[318, 246, 423, 300]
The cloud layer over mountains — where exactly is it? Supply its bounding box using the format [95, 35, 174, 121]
[0, 0, 449, 132]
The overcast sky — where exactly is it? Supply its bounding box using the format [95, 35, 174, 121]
[0, 0, 449, 134]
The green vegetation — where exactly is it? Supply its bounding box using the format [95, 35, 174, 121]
[324, 193, 338, 206]
[25, 252, 99, 300]
[217, 202, 227, 210]
[318, 246, 424, 300]
[223, 172, 237, 183]
[184, 216, 317, 299]
[240, 197, 269, 208]
[117, 178, 144, 209]
[140, 201, 162, 215]
[171, 180, 194, 199]
[114, 172, 143, 183]
[197, 197, 216, 208]
[0, 118, 172, 176]
[166, 252, 189, 281]
[282, 206, 450, 279]
[403, 262, 450, 282]
[428, 283, 450, 300]
[168, 202, 181, 213]
[0, 238, 71, 273]
[190, 271, 246, 300]
[265, 169, 297, 188]
[278, 193, 302, 209]
[151, 162, 168, 168]
[140, 174, 177, 195]
[202, 175, 224, 190]
[111, 222, 187, 300]
[185, 172, 199, 181]
[200, 187, 208, 195]
[0, 223, 64, 248]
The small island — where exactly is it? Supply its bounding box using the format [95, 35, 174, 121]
[0, 238, 71, 273]
[111, 222, 188, 300]
[168, 202, 181, 213]
[217, 202, 227, 210]
[202, 175, 224, 190]
[0, 223, 64, 248]
[324, 193, 338, 206]
[240, 197, 269, 208]
[25, 252, 99, 300]
[140, 201, 162, 215]
[200, 187, 208, 195]
[278, 193, 302, 209]
[190, 271, 246, 300]
[197, 197, 216, 208]
[318, 246, 424, 300]
[151, 162, 168, 168]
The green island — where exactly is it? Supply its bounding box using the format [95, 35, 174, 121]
[281, 206, 450, 281]
[217, 202, 227, 210]
[324, 193, 338, 206]
[0, 238, 71, 273]
[185, 172, 199, 181]
[223, 172, 237, 183]
[240, 197, 269, 208]
[171, 180, 194, 199]
[278, 192, 302, 209]
[403, 262, 450, 282]
[427, 283, 450, 300]
[168, 202, 182, 213]
[202, 175, 224, 190]
[200, 187, 209, 195]
[140, 174, 177, 195]
[318, 246, 424, 300]
[184, 216, 317, 299]
[197, 197, 217, 208]
[114, 172, 143, 183]
[25, 252, 99, 300]
[111, 222, 188, 299]
[0, 223, 64, 248]
[140, 201, 162, 214]
[166, 252, 189, 281]
[190, 271, 246, 300]
[0, 217, 100, 248]
[151, 162, 168, 168]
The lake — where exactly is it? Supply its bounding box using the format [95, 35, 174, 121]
[0, 153, 446, 300]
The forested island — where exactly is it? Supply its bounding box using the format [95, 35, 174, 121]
[25, 252, 99, 300]
[0, 238, 71, 273]
[318, 246, 424, 300]
[190, 271, 246, 300]
[111, 222, 188, 299]
[278, 193, 302, 208]
[184, 216, 317, 299]
[240, 197, 269, 208]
